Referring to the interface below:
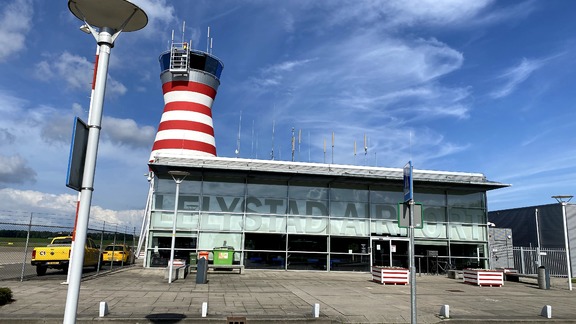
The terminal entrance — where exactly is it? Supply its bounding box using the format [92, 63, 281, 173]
[371, 238, 409, 268]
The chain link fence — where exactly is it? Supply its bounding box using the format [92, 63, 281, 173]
[0, 210, 138, 281]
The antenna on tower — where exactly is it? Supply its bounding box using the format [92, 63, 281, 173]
[206, 26, 210, 52]
[235, 111, 242, 158]
[181, 21, 185, 44]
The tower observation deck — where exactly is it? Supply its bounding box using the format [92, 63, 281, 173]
[149, 42, 224, 161]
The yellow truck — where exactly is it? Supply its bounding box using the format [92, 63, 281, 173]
[31, 236, 101, 276]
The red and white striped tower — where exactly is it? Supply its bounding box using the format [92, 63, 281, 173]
[149, 42, 224, 161]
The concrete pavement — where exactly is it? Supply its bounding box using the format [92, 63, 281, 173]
[0, 266, 574, 323]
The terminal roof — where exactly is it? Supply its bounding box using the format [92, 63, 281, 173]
[149, 154, 509, 190]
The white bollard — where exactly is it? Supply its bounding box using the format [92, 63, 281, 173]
[541, 305, 552, 318]
[201, 301, 208, 317]
[312, 303, 320, 318]
[439, 305, 450, 318]
[99, 301, 109, 317]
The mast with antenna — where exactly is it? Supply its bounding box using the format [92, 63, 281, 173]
[181, 21, 185, 44]
[206, 26, 210, 52]
[298, 129, 302, 162]
[235, 111, 242, 158]
[270, 120, 275, 160]
[331, 132, 335, 164]
[323, 138, 326, 163]
[251, 120, 255, 158]
[291, 127, 295, 162]
[364, 134, 368, 166]
[308, 131, 311, 162]
[354, 140, 357, 165]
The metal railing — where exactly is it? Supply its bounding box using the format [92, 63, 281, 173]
[513, 246, 568, 277]
[0, 211, 137, 281]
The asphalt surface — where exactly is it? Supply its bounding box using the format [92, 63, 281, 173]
[0, 264, 574, 323]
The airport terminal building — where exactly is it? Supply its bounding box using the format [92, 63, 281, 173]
[137, 41, 508, 273]
[140, 155, 507, 272]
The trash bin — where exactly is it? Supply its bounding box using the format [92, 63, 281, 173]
[213, 246, 235, 265]
[538, 266, 550, 290]
[189, 252, 197, 269]
[196, 257, 208, 284]
[198, 251, 210, 260]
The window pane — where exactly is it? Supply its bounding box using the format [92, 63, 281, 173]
[330, 185, 368, 202]
[448, 191, 485, 208]
[289, 183, 328, 200]
[288, 234, 327, 252]
[244, 233, 286, 251]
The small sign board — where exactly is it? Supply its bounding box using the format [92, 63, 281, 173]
[398, 202, 423, 228]
[403, 161, 413, 202]
[66, 117, 89, 191]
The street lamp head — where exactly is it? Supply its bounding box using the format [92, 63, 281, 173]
[552, 195, 573, 203]
[168, 170, 190, 177]
[68, 0, 148, 32]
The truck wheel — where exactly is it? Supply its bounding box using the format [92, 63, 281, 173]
[36, 266, 47, 276]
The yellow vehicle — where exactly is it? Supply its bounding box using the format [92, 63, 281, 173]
[31, 236, 101, 276]
[102, 244, 135, 265]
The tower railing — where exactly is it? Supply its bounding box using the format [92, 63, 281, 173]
[169, 42, 189, 74]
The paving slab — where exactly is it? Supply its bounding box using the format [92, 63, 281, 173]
[0, 267, 574, 323]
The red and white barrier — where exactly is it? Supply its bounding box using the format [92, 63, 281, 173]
[371, 266, 409, 285]
[463, 269, 504, 287]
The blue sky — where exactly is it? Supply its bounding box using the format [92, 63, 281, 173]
[1, 0, 576, 229]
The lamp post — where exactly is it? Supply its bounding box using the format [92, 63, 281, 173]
[168, 171, 190, 284]
[65, 1, 147, 323]
[552, 195, 573, 291]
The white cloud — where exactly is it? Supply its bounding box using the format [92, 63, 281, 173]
[0, 155, 36, 185]
[35, 52, 127, 97]
[386, 0, 494, 26]
[0, 188, 144, 230]
[130, 0, 177, 37]
[490, 58, 543, 99]
[102, 116, 156, 149]
[322, 0, 494, 28]
[0, 0, 33, 62]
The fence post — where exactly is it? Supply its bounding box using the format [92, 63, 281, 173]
[110, 224, 117, 271]
[520, 247, 525, 274]
[20, 212, 33, 282]
[122, 225, 126, 267]
[97, 221, 105, 275]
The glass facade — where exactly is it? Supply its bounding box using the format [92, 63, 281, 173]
[146, 173, 490, 272]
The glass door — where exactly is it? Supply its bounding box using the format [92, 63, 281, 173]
[371, 238, 409, 268]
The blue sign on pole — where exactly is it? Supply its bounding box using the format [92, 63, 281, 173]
[403, 161, 413, 202]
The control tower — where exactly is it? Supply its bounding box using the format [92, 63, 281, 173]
[149, 40, 224, 161]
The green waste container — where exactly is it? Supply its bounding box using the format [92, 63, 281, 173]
[213, 246, 234, 265]
[189, 252, 198, 268]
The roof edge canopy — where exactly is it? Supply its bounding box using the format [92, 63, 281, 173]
[148, 154, 509, 191]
